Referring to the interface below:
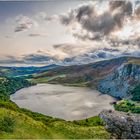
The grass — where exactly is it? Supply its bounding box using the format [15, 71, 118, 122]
[31, 74, 92, 88]
[30, 74, 66, 84]
[114, 99, 140, 113]
[64, 82, 90, 87]
[127, 57, 140, 66]
[0, 106, 110, 139]
[0, 108, 52, 139]
[50, 121, 110, 139]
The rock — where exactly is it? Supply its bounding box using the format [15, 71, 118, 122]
[98, 63, 140, 99]
[99, 110, 140, 139]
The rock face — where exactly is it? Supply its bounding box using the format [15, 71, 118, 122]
[98, 63, 140, 99]
[99, 110, 140, 139]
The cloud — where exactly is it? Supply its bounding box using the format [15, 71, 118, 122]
[108, 36, 140, 49]
[52, 40, 140, 65]
[34, 12, 59, 23]
[2, 1, 140, 66]
[57, 0, 140, 42]
[1, 41, 140, 66]
[109, 1, 132, 15]
[0, 56, 24, 64]
[60, 48, 140, 65]
[14, 15, 38, 32]
[28, 33, 48, 37]
[23, 54, 55, 64]
[0, 53, 56, 66]
[135, 4, 140, 18]
[53, 43, 95, 58]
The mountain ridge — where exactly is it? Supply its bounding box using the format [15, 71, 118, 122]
[31, 56, 140, 100]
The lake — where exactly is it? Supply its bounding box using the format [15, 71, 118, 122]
[10, 84, 115, 120]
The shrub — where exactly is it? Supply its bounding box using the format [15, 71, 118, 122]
[114, 100, 140, 113]
[0, 100, 19, 111]
[73, 116, 104, 126]
[0, 115, 15, 133]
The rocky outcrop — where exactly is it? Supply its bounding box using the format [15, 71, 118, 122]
[98, 63, 140, 99]
[99, 110, 140, 139]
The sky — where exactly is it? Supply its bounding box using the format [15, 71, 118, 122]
[0, 0, 140, 66]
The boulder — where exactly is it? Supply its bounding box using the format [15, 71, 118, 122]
[99, 110, 140, 139]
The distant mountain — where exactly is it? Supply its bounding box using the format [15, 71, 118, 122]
[33, 56, 129, 85]
[0, 64, 58, 77]
[32, 56, 140, 100]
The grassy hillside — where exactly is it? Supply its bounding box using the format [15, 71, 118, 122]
[0, 108, 52, 139]
[1, 56, 140, 138]
[0, 64, 58, 77]
[31, 74, 66, 84]
[0, 77, 32, 100]
[0, 101, 110, 139]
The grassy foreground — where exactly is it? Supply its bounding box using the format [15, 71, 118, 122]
[0, 101, 110, 139]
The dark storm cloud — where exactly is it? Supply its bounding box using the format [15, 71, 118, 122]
[59, 1, 134, 41]
[81, 12, 118, 35]
[59, 3, 95, 25]
[109, 1, 133, 15]
[109, 1, 126, 10]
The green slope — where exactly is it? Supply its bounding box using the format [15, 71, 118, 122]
[0, 104, 110, 139]
[0, 108, 52, 139]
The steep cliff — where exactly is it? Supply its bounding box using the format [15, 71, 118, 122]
[98, 63, 140, 99]
[99, 110, 140, 139]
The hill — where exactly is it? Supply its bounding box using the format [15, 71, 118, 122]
[0, 57, 140, 138]
[0, 64, 58, 77]
[0, 105, 110, 139]
[31, 56, 140, 100]
[32, 56, 128, 85]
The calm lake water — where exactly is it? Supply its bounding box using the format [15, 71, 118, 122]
[10, 84, 115, 120]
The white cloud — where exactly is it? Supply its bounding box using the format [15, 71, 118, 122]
[14, 15, 38, 32]
[55, 0, 140, 44]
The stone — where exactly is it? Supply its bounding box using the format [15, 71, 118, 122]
[99, 110, 140, 139]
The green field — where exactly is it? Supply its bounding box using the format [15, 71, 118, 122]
[30, 74, 66, 84]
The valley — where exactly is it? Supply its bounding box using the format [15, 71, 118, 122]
[1, 0, 140, 138]
[0, 56, 140, 138]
